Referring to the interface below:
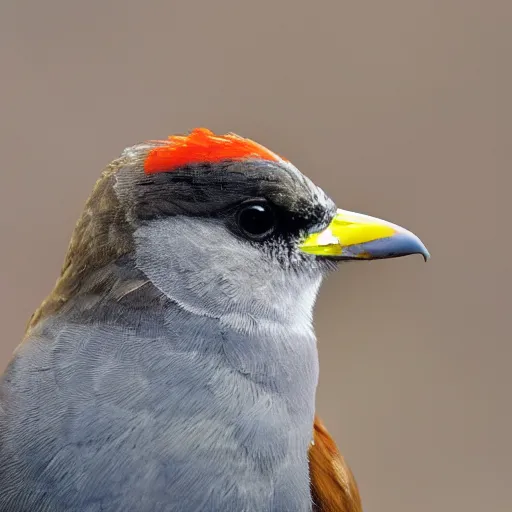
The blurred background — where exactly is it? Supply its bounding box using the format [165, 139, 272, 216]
[0, 1, 507, 511]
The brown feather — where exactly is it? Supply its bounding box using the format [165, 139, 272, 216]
[309, 415, 363, 512]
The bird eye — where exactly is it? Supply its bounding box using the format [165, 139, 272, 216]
[236, 201, 276, 240]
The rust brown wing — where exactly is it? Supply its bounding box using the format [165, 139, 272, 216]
[309, 415, 363, 512]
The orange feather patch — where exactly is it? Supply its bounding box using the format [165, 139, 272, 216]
[143, 127, 287, 174]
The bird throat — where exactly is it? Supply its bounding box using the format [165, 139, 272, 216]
[18, 250, 321, 510]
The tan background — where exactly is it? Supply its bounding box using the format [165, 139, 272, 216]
[0, 1, 507, 510]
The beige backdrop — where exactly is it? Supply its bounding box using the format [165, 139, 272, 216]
[0, 1, 507, 511]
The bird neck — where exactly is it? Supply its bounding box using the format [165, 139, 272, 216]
[20, 258, 320, 510]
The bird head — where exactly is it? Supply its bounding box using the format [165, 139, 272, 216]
[29, 127, 429, 334]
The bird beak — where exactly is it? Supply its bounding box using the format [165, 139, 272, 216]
[299, 209, 430, 261]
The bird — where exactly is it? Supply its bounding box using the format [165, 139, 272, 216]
[0, 127, 429, 511]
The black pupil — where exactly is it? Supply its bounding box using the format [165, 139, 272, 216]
[239, 204, 275, 237]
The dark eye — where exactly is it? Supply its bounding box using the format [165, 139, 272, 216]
[237, 201, 276, 240]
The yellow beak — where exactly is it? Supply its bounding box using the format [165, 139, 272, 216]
[299, 209, 430, 261]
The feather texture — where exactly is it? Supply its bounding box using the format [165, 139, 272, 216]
[309, 416, 363, 512]
[143, 128, 287, 174]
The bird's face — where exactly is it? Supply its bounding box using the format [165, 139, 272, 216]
[113, 128, 429, 328]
